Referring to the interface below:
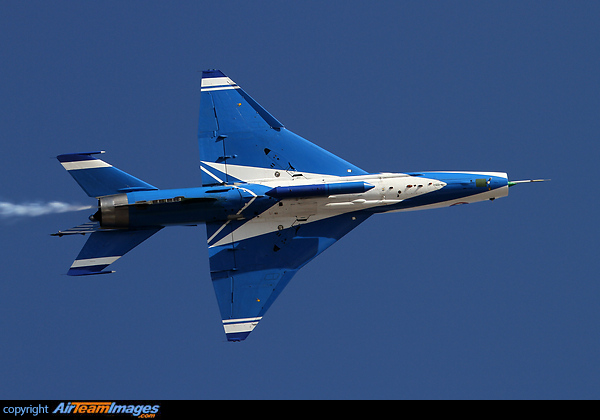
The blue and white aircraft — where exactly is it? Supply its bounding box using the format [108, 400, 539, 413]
[54, 70, 544, 341]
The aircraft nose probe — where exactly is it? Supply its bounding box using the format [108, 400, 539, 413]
[508, 179, 550, 187]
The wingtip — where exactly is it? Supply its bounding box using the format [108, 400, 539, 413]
[56, 151, 106, 162]
[67, 268, 115, 276]
[202, 69, 226, 78]
[226, 332, 252, 342]
[222, 317, 261, 342]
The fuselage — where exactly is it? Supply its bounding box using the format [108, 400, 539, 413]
[55, 68, 529, 342]
[93, 171, 509, 230]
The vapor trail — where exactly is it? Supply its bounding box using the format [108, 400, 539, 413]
[0, 201, 93, 218]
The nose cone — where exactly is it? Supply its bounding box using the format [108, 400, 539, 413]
[468, 172, 509, 202]
[434, 172, 508, 190]
[486, 173, 509, 190]
[432, 171, 509, 203]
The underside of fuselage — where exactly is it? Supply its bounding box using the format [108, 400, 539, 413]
[88, 171, 508, 231]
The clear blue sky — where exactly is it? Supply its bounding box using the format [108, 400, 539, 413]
[1, 1, 598, 399]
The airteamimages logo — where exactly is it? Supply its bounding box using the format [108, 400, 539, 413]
[53, 402, 160, 417]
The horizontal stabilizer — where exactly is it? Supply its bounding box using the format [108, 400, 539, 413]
[57, 151, 158, 198]
[67, 228, 162, 276]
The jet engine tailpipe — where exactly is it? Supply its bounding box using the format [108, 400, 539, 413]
[94, 193, 130, 228]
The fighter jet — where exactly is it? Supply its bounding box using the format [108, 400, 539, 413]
[54, 70, 544, 341]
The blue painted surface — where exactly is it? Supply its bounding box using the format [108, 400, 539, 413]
[207, 211, 371, 340]
[266, 181, 374, 198]
[124, 185, 276, 228]
[198, 70, 367, 186]
[67, 228, 162, 275]
[57, 153, 158, 198]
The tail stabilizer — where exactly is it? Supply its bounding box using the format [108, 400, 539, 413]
[57, 151, 158, 198]
[66, 228, 162, 276]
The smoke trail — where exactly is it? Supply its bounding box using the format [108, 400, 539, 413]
[0, 201, 93, 218]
